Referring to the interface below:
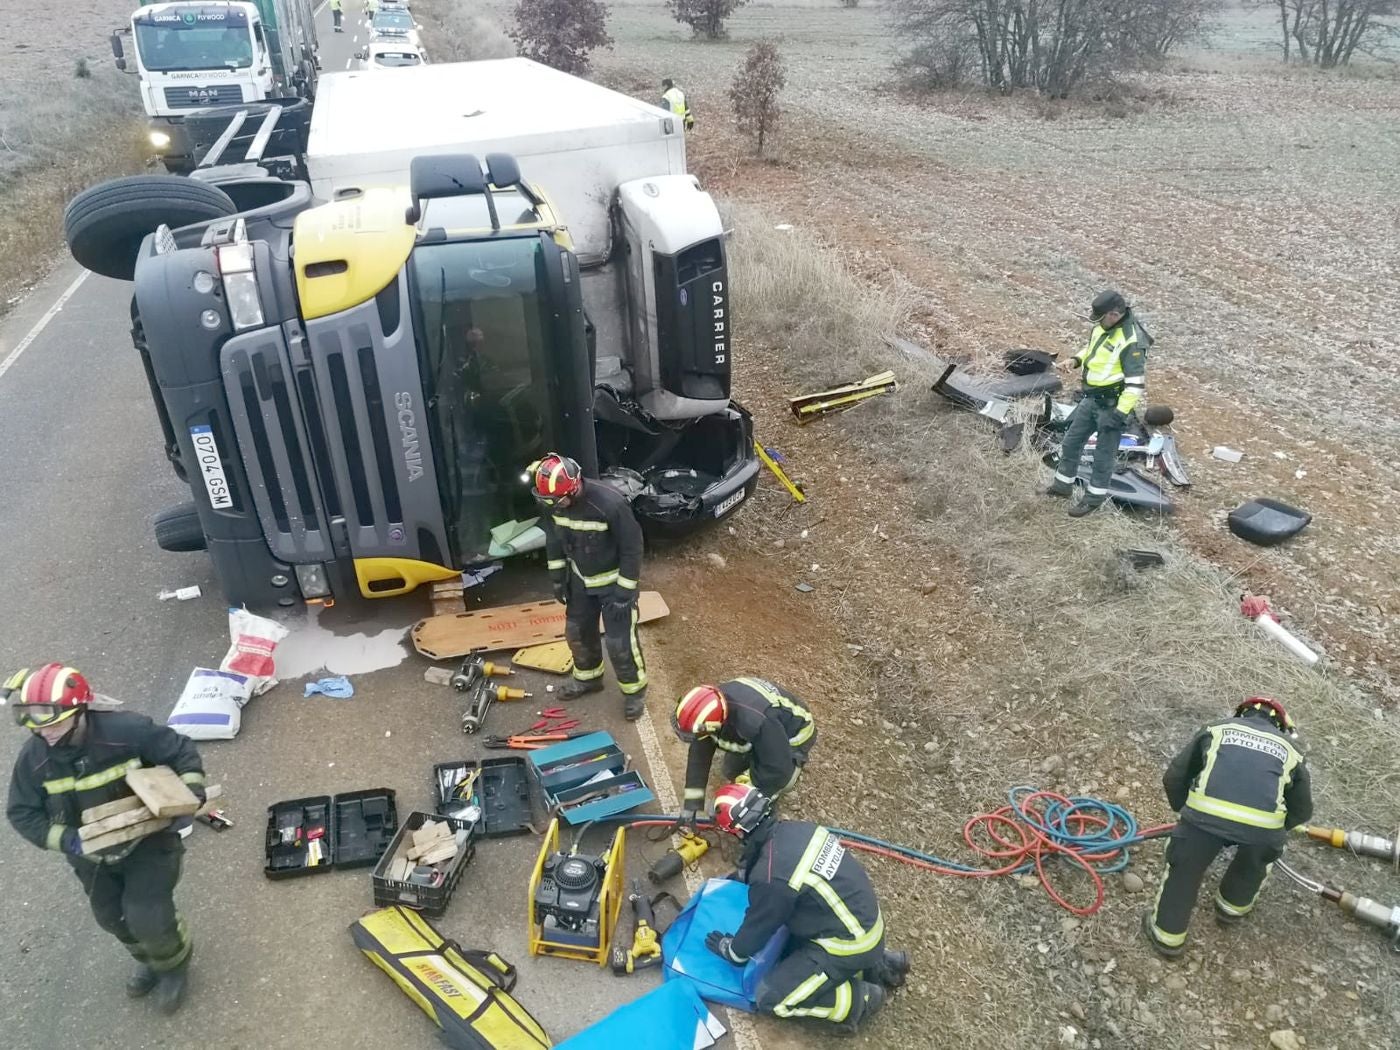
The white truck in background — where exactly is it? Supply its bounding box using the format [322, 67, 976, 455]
[111, 0, 319, 172]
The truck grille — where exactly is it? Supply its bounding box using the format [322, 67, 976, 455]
[163, 84, 243, 108]
[221, 330, 332, 562]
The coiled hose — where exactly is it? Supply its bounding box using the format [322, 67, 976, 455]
[618, 786, 1175, 917]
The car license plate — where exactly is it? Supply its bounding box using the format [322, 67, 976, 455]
[713, 488, 745, 518]
[190, 425, 234, 510]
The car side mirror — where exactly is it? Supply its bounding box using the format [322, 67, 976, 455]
[354, 51, 365, 60]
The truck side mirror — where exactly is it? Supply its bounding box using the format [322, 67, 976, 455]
[110, 31, 124, 59]
[115, 57, 127, 71]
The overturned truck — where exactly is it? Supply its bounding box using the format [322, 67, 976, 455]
[65, 59, 758, 607]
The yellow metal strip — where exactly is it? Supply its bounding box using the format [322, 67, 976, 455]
[754, 442, 806, 503]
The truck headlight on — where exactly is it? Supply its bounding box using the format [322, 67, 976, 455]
[148, 130, 172, 149]
[214, 230, 265, 330]
[295, 563, 331, 599]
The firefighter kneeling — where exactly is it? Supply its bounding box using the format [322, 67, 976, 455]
[706, 784, 909, 1035]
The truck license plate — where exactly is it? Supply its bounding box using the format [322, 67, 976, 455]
[190, 425, 234, 510]
[713, 489, 745, 518]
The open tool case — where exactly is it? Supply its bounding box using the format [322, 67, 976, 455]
[264, 789, 398, 879]
[528, 732, 653, 825]
[433, 757, 535, 838]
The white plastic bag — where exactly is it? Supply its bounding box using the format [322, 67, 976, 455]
[221, 607, 289, 695]
[167, 667, 253, 741]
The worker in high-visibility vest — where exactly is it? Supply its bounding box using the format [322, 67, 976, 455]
[1047, 289, 1153, 516]
[661, 78, 695, 132]
[1144, 697, 1313, 958]
[331, 0, 343, 32]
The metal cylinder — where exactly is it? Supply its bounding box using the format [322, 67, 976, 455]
[1343, 829, 1400, 869]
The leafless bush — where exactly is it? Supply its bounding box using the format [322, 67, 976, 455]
[1253, 0, 1398, 65]
[729, 42, 787, 156]
[667, 0, 749, 39]
[412, 0, 515, 61]
[891, 0, 1217, 96]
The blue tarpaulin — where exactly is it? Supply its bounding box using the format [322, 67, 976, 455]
[661, 877, 787, 1012]
[556, 980, 726, 1049]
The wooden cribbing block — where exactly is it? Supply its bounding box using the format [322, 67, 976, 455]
[81, 796, 222, 855]
[418, 841, 458, 866]
[81, 794, 147, 824]
[126, 766, 201, 818]
[79, 786, 223, 840]
[411, 820, 450, 850]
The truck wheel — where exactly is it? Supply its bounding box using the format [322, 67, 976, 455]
[154, 502, 207, 553]
[64, 175, 237, 282]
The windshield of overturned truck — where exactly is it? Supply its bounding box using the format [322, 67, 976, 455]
[409, 236, 562, 563]
[134, 10, 256, 71]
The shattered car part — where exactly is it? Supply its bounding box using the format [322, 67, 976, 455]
[1119, 549, 1165, 570]
[788, 371, 897, 424]
[1155, 435, 1191, 487]
[1228, 498, 1311, 547]
[1004, 349, 1058, 375]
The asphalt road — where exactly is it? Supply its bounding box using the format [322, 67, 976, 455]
[0, 5, 747, 1047]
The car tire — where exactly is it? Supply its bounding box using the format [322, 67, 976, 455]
[64, 175, 237, 281]
[154, 502, 208, 553]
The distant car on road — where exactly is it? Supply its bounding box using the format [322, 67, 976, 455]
[355, 38, 426, 71]
[370, 8, 423, 50]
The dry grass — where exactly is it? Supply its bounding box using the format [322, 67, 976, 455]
[0, 69, 146, 308]
[413, 0, 516, 62]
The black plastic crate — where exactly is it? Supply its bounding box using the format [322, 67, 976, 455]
[371, 811, 477, 916]
[264, 789, 398, 879]
[432, 757, 534, 838]
[332, 789, 398, 869]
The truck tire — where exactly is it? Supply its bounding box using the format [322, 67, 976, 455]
[64, 176, 237, 281]
[154, 502, 208, 553]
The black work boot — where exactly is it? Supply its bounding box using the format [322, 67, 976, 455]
[1067, 494, 1107, 518]
[125, 963, 158, 998]
[1044, 478, 1073, 498]
[1213, 899, 1247, 927]
[624, 693, 646, 721]
[153, 963, 189, 1015]
[1140, 911, 1185, 960]
[560, 678, 604, 701]
[874, 948, 911, 988]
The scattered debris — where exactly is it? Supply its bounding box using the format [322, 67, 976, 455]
[1004, 348, 1058, 375]
[1228, 498, 1312, 546]
[789, 370, 897, 424]
[1141, 404, 1175, 426]
[157, 585, 202, 602]
[755, 441, 806, 502]
[1211, 446, 1245, 463]
[1241, 595, 1320, 666]
[462, 562, 503, 587]
[706, 552, 728, 570]
[795, 582, 815, 593]
[303, 676, 355, 699]
[1269, 1030, 1304, 1050]
[774, 223, 794, 230]
[997, 422, 1025, 453]
[424, 666, 454, 687]
[1118, 549, 1165, 571]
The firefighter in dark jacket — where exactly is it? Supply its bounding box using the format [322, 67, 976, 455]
[672, 678, 816, 825]
[5, 663, 206, 1013]
[706, 784, 909, 1035]
[530, 453, 649, 720]
[1144, 697, 1312, 958]
[1047, 289, 1153, 517]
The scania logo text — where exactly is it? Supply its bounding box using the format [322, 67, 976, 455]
[394, 391, 424, 481]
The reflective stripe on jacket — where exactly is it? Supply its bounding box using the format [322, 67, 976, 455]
[683, 678, 816, 803]
[1074, 314, 1150, 414]
[542, 481, 643, 594]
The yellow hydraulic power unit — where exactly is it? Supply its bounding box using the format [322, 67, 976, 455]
[527, 817, 626, 966]
[350, 905, 551, 1049]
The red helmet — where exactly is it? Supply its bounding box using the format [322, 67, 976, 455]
[712, 783, 772, 838]
[672, 685, 727, 743]
[6, 663, 94, 730]
[1235, 696, 1296, 737]
[529, 453, 583, 507]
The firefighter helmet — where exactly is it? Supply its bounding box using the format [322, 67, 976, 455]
[528, 453, 583, 507]
[1235, 696, 1297, 737]
[712, 783, 772, 838]
[672, 685, 727, 743]
[7, 663, 94, 730]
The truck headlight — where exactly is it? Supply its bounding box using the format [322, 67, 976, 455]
[295, 563, 331, 599]
[148, 130, 172, 149]
[215, 237, 265, 330]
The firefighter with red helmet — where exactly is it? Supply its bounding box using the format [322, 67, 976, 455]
[672, 678, 816, 827]
[1144, 696, 1313, 958]
[705, 784, 909, 1035]
[529, 453, 649, 720]
[4, 663, 206, 1013]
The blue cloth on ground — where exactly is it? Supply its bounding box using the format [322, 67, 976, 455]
[556, 980, 726, 1049]
[662, 877, 788, 1011]
[303, 676, 354, 699]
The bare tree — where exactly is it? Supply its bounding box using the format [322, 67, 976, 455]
[509, 0, 613, 74]
[1260, 0, 1398, 65]
[668, 0, 749, 39]
[730, 42, 786, 155]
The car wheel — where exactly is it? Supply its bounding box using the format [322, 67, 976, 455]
[154, 502, 208, 553]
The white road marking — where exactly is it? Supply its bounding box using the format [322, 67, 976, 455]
[635, 707, 764, 1050]
[0, 270, 89, 385]
[345, 58, 352, 68]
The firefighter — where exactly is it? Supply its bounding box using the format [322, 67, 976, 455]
[1144, 697, 1313, 958]
[5, 663, 207, 1013]
[531, 453, 649, 720]
[672, 678, 816, 827]
[705, 784, 909, 1034]
[1047, 289, 1153, 517]
[661, 78, 695, 131]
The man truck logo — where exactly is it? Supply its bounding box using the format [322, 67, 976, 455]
[394, 392, 424, 481]
[188, 88, 214, 103]
[711, 279, 727, 366]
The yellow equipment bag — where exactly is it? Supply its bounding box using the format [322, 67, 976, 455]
[351, 905, 552, 1049]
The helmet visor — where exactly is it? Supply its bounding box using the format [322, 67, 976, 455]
[13, 703, 79, 730]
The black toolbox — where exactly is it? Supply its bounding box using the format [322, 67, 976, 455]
[264, 789, 398, 879]
[371, 811, 477, 916]
[432, 757, 534, 838]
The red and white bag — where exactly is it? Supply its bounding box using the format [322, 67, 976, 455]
[221, 608, 289, 695]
